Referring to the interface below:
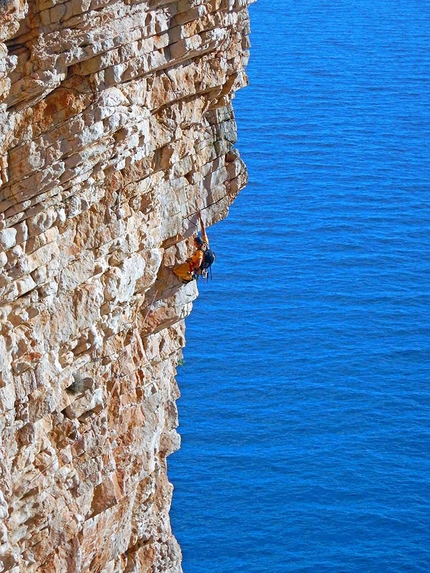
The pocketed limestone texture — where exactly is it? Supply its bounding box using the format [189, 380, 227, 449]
[0, 1, 253, 571]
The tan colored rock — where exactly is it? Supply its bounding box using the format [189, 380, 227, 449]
[0, 0, 254, 570]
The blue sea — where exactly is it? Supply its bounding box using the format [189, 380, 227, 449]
[169, 1, 430, 571]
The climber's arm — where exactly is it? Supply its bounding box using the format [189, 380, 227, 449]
[199, 213, 209, 245]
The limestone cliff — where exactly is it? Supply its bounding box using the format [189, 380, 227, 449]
[0, 0, 253, 571]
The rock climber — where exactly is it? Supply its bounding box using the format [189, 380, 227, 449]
[173, 213, 210, 284]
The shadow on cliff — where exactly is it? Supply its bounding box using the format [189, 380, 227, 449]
[139, 262, 197, 336]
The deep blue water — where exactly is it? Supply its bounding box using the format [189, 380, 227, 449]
[169, 1, 430, 571]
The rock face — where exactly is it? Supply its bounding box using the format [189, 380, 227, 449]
[0, 1, 253, 571]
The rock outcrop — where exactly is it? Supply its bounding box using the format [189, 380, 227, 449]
[0, 0, 252, 571]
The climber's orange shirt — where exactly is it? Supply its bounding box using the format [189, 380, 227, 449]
[188, 249, 204, 272]
[188, 229, 209, 272]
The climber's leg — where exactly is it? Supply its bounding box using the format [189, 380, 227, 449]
[173, 263, 194, 284]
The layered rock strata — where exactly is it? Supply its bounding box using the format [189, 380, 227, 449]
[0, 0, 253, 571]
